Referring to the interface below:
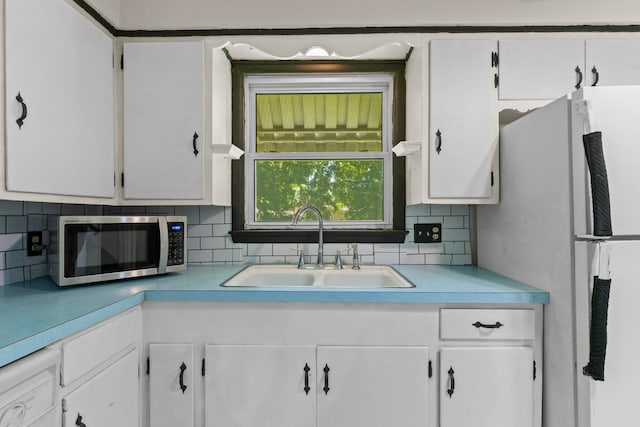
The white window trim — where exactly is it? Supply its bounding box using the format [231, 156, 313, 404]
[244, 73, 395, 229]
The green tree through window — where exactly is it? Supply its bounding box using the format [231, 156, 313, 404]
[255, 159, 383, 222]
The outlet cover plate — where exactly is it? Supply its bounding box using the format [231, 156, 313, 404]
[27, 231, 43, 256]
[414, 223, 442, 243]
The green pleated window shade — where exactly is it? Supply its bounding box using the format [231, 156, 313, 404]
[255, 93, 383, 153]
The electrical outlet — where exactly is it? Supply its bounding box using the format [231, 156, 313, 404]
[414, 223, 442, 243]
[27, 231, 43, 257]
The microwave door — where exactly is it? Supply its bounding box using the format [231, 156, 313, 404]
[65, 222, 162, 279]
[75, 228, 102, 274]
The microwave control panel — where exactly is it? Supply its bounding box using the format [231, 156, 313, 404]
[167, 222, 185, 266]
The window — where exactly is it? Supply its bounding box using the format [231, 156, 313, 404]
[231, 61, 406, 243]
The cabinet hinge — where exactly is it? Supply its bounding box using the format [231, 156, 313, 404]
[202, 358, 206, 376]
[491, 51, 499, 67]
[491, 171, 495, 187]
[428, 360, 433, 378]
[533, 360, 537, 380]
[146, 357, 150, 375]
[120, 53, 124, 70]
[494, 74, 499, 88]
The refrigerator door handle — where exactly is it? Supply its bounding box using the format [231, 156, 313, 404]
[583, 241, 612, 381]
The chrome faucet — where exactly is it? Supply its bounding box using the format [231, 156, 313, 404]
[292, 205, 324, 267]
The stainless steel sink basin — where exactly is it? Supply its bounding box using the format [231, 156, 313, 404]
[222, 265, 414, 288]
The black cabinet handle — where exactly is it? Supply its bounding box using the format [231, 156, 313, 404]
[179, 362, 187, 393]
[472, 321, 504, 329]
[323, 364, 330, 395]
[75, 414, 87, 427]
[591, 66, 600, 86]
[435, 129, 442, 154]
[303, 363, 311, 395]
[447, 367, 455, 398]
[575, 66, 583, 89]
[16, 92, 27, 129]
[192, 132, 199, 156]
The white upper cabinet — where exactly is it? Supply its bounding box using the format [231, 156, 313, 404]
[123, 41, 205, 200]
[4, 0, 115, 198]
[428, 39, 498, 201]
[498, 39, 585, 100]
[585, 39, 640, 86]
[499, 38, 640, 100]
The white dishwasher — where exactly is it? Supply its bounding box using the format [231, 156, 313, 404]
[0, 348, 59, 427]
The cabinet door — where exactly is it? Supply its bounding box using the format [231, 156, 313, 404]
[586, 39, 640, 86]
[62, 349, 139, 427]
[316, 346, 429, 427]
[429, 40, 497, 199]
[5, 0, 115, 198]
[499, 39, 585, 100]
[204, 345, 316, 427]
[123, 41, 204, 200]
[149, 344, 194, 427]
[440, 347, 533, 427]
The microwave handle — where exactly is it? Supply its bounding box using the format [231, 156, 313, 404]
[158, 217, 168, 274]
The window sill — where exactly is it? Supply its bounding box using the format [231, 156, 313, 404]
[230, 229, 408, 244]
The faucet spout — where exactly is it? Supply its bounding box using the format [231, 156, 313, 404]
[293, 205, 324, 267]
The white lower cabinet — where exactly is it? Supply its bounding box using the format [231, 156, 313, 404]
[316, 346, 429, 427]
[205, 345, 316, 427]
[440, 347, 534, 427]
[62, 349, 138, 427]
[148, 344, 194, 427]
[142, 302, 542, 427]
[203, 345, 429, 427]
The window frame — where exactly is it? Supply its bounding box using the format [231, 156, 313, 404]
[230, 60, 407, 244]
[244, 73, 394, 229]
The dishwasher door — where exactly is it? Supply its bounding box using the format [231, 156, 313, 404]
[0, 348, 59, 427]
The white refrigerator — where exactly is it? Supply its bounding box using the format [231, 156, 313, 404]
[477, 86, 640, 427]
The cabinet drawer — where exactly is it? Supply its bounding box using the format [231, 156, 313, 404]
[440, 309, 535, 340]
[61, 308, 140, 386]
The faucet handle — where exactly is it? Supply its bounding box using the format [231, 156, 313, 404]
[351, 243, 360, 270]
[291, 247, 306, 269]
[334, 248, 349, 269]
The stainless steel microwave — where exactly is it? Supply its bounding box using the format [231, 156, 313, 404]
[49, 216, 187, 286]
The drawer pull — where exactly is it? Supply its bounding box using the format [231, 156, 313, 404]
[16, 92, 27, 129]
[303, 363, 311, 395]
[575, 66, 583, 89]
[179, 362, 187, 393]
[75, 414, 87, 427]
[323, 364, 330, 395]
[447, 367, 455, 398]
[192, 132, 199, 156]
[591, 66, 600, 86]
[472, 321, 504, 329]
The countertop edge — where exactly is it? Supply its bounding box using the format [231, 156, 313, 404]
[0, 294, 144, 368]
[0, 265, 549, 368]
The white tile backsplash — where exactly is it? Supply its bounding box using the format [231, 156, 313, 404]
[0, 201, 472, 285]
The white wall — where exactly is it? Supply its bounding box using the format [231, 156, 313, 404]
[117, 0, 640, 30]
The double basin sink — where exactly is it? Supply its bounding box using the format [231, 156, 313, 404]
[222, 264, 414, 288]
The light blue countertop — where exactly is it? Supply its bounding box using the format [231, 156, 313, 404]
[0, 264, 548, 367]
